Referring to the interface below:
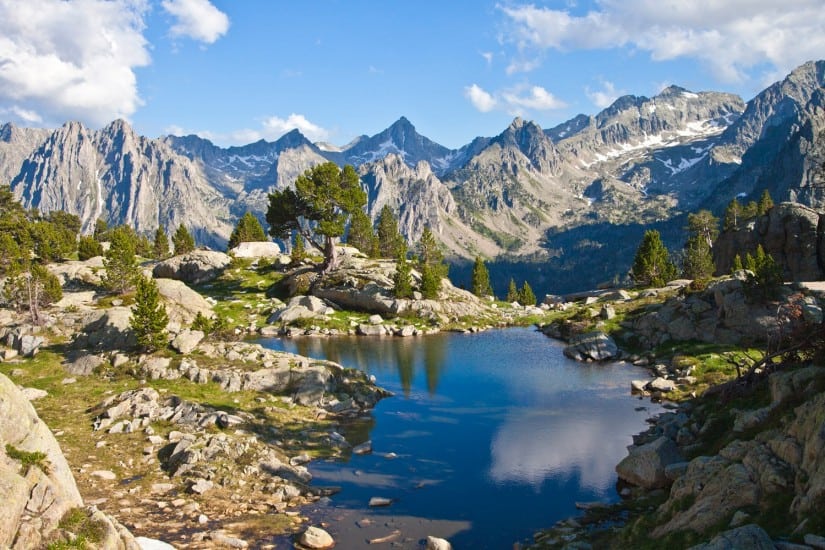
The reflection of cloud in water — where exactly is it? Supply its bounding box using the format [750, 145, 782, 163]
[312, 468, 403, 489]
[489, 405, 646, 494]
[387, 429, 432, 439]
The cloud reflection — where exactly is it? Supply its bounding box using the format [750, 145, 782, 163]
[489, 404, 647, 494]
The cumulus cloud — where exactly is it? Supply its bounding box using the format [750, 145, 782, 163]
[465, 84, 498, 112]
[0, 0, 150, 128]
[161, 0, 229, 44]
[262, 114, 329, 142]
[465, 83, 566, 114]
[585, 79, 622, 108]
[500, 0, 825, 83]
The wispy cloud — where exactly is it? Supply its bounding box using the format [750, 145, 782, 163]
[161, 0, 229, 44]
[465, 83, 566, 114]
[500, 1, 825, 83]
[585, 79, 623, 108]
[480, 51, 494, 65]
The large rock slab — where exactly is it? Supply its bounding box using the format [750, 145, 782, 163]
[229, 241, 282, 258]
[616, 436, 684, 489]
[155, 278, 214, 327]
[0, 372, 82, 547]
[153, 250, 231, 285]
[73, 306, 136, 351]
[688, 524, 776, 550]
[563, 331, 619, 362]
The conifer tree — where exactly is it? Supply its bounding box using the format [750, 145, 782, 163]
[130, 275, 169, 352]
[731, 254, 744, 273]
[471, 256, 493, 298]
[78, 235, 103, 261]
[519, 281, 536, 306]
[93, 218, 109, 241]
[103, 226, 140, 294]
[227, 212, 266, 251]
[631, 229, 677, 287]
[757, 189, 775, 215]
[682, 236, 715, 280]
[266, 162, 366, 273]
[291, 232, 306, 262]
[172, 224, 195, 255]
[506, 278, 519, 302]
[723, 198, 742, 231]
[417, 227, 447, 299]
[393, 249, 413, 298]
[376, 205, 405, 259]
[347, 209, 376, 256]
[153, 226, 170, 259]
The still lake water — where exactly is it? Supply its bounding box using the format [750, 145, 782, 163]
[260, 327, 660, 548]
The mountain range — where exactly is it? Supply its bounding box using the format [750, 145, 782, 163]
[3, 60, 825, 294]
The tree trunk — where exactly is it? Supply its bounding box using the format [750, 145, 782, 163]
[321, 236, 338, 274]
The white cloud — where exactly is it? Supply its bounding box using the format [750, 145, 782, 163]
[505, 57, 542, 75]
[585, 79, 622, 108]
[503, 85, 566, 110]
[480, 51, 493, 65]
[0, 0, 150, 128]
[172, 113, 331, 146]
[500, 0, 825, 83]
[465, 83, 566, 114]
[262, 114, 329, 142]
[465, 84, 498, 112]
[161, 0, 229, 44]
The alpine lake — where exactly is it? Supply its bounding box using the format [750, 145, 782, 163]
[259, 327, 662, 549]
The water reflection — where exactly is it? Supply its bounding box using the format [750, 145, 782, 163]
[263, 335, 450, 397]
[259, 328, 660, 548]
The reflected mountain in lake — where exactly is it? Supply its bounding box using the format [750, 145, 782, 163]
[260, 328, 660, 549]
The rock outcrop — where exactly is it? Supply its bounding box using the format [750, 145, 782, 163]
[627, 274, 795, 347]
[152, 250, 231, 285]
[228, 241, 283, 259]
[0, 372, 138, 549]
[562, 331, 619, 362]
[714, 202, 825, 280]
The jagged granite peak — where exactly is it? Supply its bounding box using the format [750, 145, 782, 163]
[0, 121, 51, 185]
[341, 116, 456, 174]
[357, 153, 491, 255]
[11, 119, 234, 246]
[715, 60, 825, 160]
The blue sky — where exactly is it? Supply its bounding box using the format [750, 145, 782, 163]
[1, 0, 824, 149]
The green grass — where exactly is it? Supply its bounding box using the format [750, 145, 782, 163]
[5, 443, 49, 474]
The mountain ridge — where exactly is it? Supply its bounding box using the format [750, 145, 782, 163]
[3, 60, 825, 294]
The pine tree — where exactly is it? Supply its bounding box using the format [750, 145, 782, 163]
[743, 245, 783, 300]
[130, 275, 169, 352]
[153, 226, 170, 259]
[723, 198, 742, 231]
[757, 189, 774, 215]
[376, 205, 404, 259]
[417, 227, 447, 299]
[519, 281, 536, 306]
[227, 212, 266, 251]
[682, 236, 715, 280]
[103, 226, 140, 294]
[291, 232, 306, 262]
[471, 256, 493, 298]
[393, 250, 413, 298]
[506, 278, 519, 302]
[78, 235, 103, 261]
[172, 224, 195, 255]
[631, 229, 677, 287]
[93, 218, 109, 241]
[732, 254, 744, 273]
[347, 209, 376, 255]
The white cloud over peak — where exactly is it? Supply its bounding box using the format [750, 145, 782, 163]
[262, 114, 330, 142]
[585, 79, 622, 109]
[175, 113, 331, 146]
[161, 0, 229, 44]
[465, 83, 566, 114]
[0, 0, 150, 128]
[501, 1, 825, 83]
